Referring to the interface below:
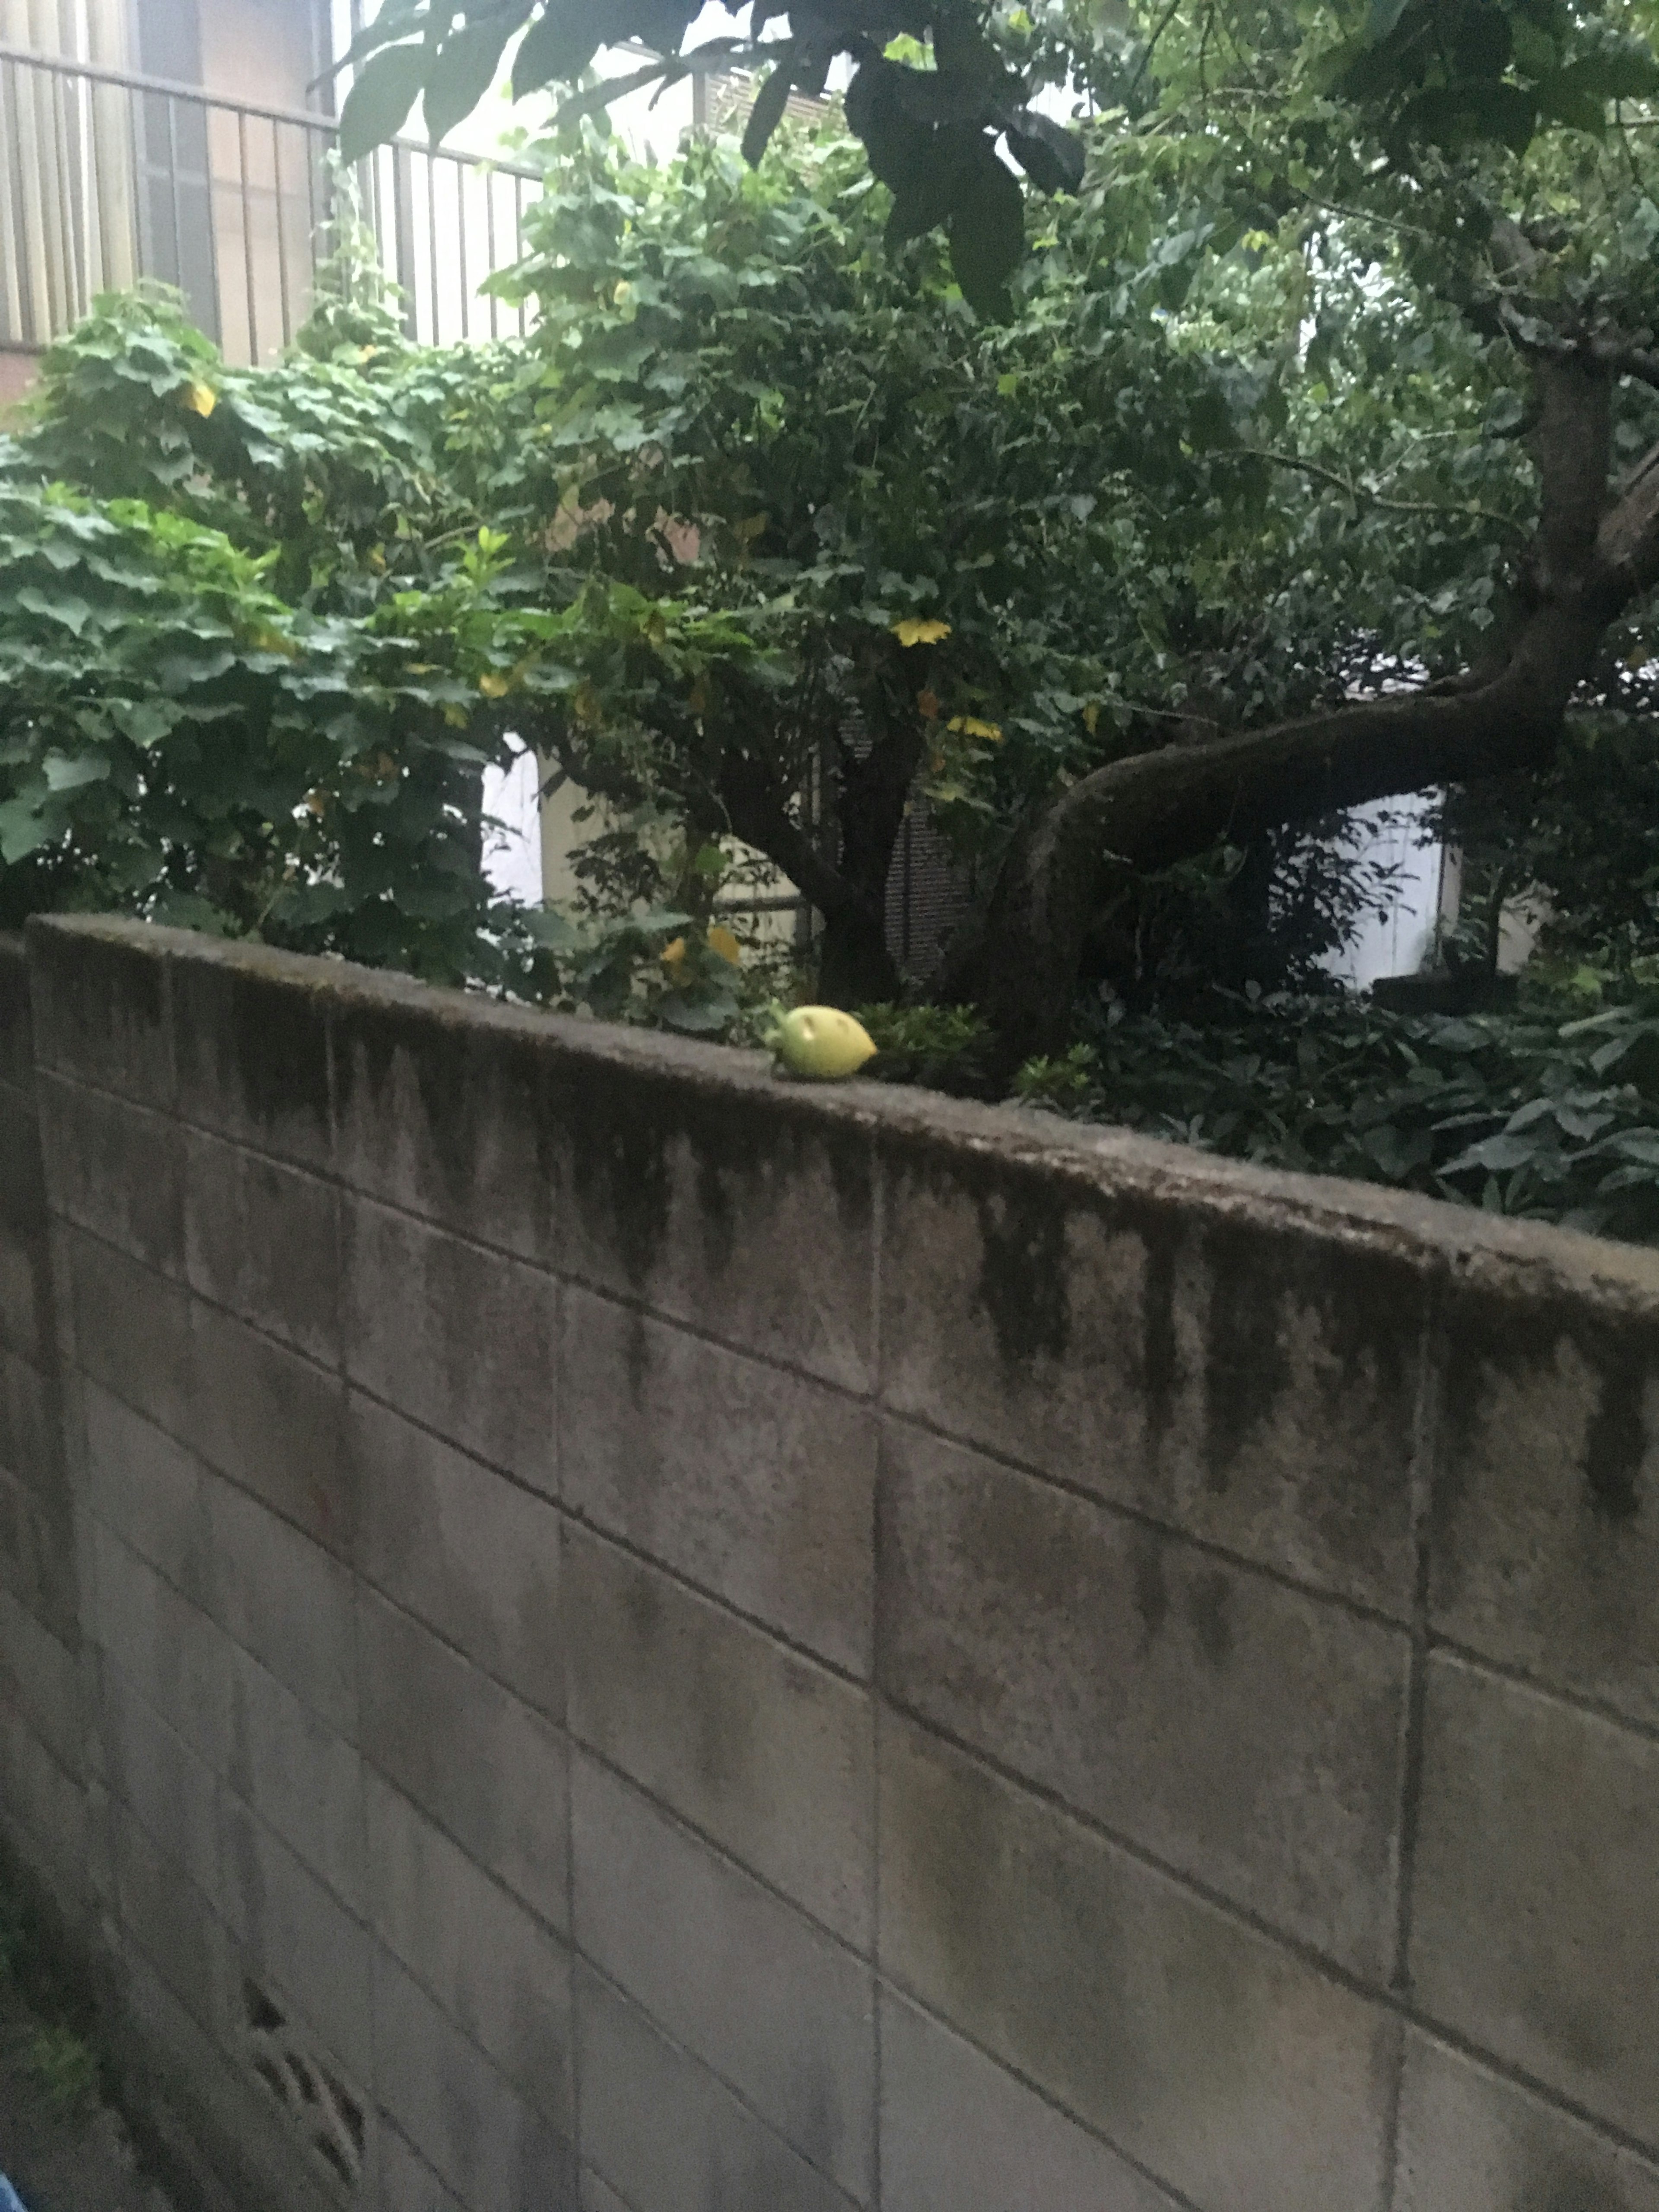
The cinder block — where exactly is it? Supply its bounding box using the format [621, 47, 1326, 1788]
[572, 1751, 874, 2199]
[380, 2123, 468, 2212]
[0, 1581, 79, 1770]
[0, 1342, 62, 1504]
[97, 1654, 220, 1904]
[182, 1129, 340, 1363]
[366, 1771, 573, 2131]
[580, 2170, 631, 2212]
[359, 1589, 568, 1930]
[351, 1392, 563, 1721]
[0, 1704, 86, 1901]
[567, 1529, 873, 1949]
[575, 1964, 852, 2212]
[185, 1303, 352, 1558]
[0, 1185, 53, 1373]
[219, 1798, 372, 2079]
[878, 1714, 1395, 2212]
[207, 1476, 356, 1735]
[118, 1939, 344, 2212]
[331, 986, 563, 1266]
[26, 920, 172, 1106]
[225, 1644, 365, 1913]
[373, 1944, 577, 2212]
[1392, 2030, 1659, 2212]
[168, 944, 331, 1167]
[0, 1087, 53, 1369]
[37, 1074, 185, 1275]
[559, 1059, 876, 1393]
[67, 1227, 193, 1441]
[0, 1459, 77, 1646]
[84, 1382, 211, 1604]
[563, 1288, 875, 1674]
[0, 939, 33, 1088]
[90, 1520, 232, 1768]
[344, 1200, 558, 1493]
[1431, 1266, 1659, 1730]
[114, 1793, 225, 2034]
[879, 1990, 1183, 2212]
[1410, 1653, 1659, 2147]
[879, 1144, 1426, 1616]
[878, 1423, 1410, 1977]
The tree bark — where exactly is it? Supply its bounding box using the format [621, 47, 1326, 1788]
[959, 360, 1659, 1071]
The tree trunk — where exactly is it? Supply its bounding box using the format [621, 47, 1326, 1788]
[817, 896, 900, 1003]
[959, 361, 1659, 1072]
[716, 688, 924, 1009]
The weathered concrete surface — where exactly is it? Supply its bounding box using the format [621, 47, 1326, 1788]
[3, 914, 1659, 2212]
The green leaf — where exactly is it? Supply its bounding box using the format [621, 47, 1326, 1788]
[0, 798, 47, 863]
[741, 49, 797, 167]
[512, 0, 601, 94]
[947, 144, 1024, 320]
[338, 42, 430, 162]
[1364, 0, 1412, 45]
[425, 12, 521, 145]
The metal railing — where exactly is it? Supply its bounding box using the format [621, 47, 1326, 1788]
[0, 43, 542, 365]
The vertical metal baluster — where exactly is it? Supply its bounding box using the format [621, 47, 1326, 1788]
[199, 94, 223, 349]
[392, 145, 416, 338]
[86, 64, 110, 300]
[126, 80, 144, 289]
[273, 118, 292, 345]
[238, 108, 257, 363]
[51, 63, 79, 323]
[514, 173, 526, 335]
[426, 148, 439, 345]
[303, 122, 318, 325]
[485, 170, 498, 339]
[6, 63, 38, 346]
[165, 96, 186, 297]
[455, 159, 468, 342]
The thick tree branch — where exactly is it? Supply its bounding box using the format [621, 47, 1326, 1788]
[957, 373, 1659, 1068]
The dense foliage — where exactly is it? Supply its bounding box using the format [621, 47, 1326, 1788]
[1008, 975, 1659, 1245]
[9, 0, 1659, 1240]
[0, 285, 551, 982]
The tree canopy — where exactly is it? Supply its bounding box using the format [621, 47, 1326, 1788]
[7, 0, 1659, 1233]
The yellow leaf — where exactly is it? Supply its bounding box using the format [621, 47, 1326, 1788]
[734, 513, 769, 544]
[182, 380, 216, 418]
[1083, 702, 1100, 734]
[917, 688, 940, 720]
[479, 671, 511, 698]
[707, 925, 741, 966]
[891, 618, 950, 647]
[442, 704, 468, 728]
[947, 715, 1002, 741]
[661, 937, 687, 968]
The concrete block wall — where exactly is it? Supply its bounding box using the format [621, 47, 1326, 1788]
[7, 910, 1659, 2212]
[0, 934, 86, 1930]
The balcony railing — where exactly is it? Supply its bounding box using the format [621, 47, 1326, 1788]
[0, 43, 541, 365]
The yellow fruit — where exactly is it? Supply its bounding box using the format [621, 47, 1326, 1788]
[770, 1006, 877, 1080]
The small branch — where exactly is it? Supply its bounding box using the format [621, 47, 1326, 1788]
[1226, 447, 1528, 538]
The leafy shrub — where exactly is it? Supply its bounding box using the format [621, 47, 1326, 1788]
[1012, 983, 1659, 1245]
